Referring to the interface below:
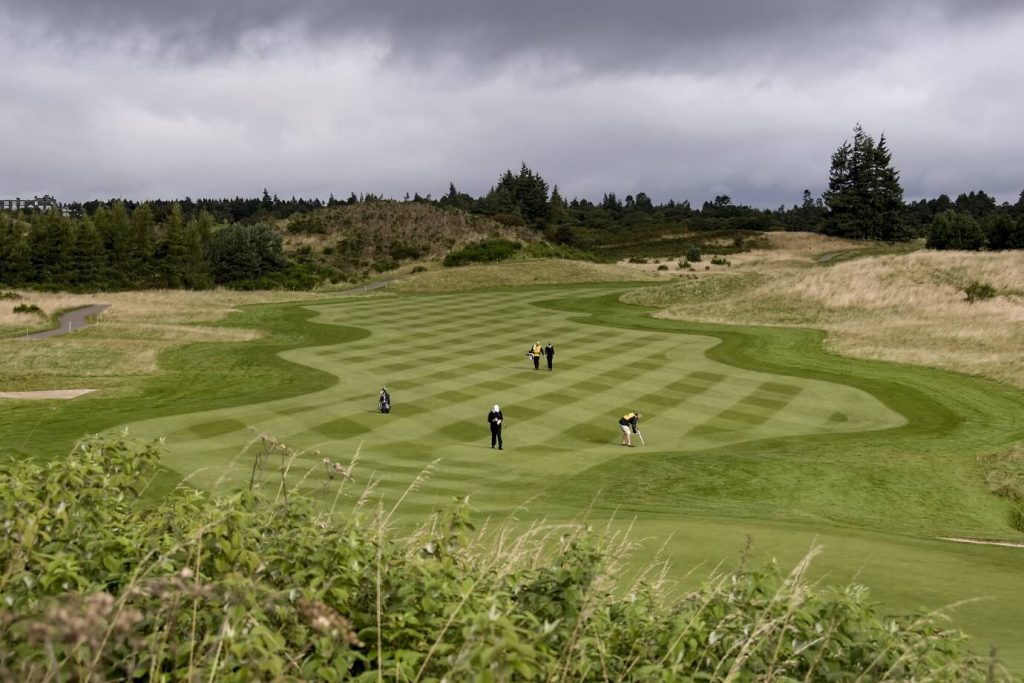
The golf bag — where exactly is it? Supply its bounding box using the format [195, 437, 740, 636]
[378, 389, 391, 414]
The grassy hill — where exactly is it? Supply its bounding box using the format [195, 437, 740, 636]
[280, 202, 542, 282]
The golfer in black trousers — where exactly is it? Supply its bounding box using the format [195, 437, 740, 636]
[545, 343, 555, 370]
[488, 404, 503, 450]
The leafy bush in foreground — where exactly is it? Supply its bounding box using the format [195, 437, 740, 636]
[0, 435, 1006, 681]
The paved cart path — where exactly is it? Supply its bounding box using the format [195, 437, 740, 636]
[21, 304, 110, 340]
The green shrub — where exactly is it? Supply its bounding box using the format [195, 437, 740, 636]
[0, 290, 21, 300]
[628, 256, 648, 264]
[520, 242, 598, 261]
[0, 434, 1006, 681]
[12, 303, 41, 314]
[208, 223, 288, 285]
[927, 211, 986, 251]
[443, 238, 522, 267]
[686, 245, 702, 262]
[410, 265, 428, 274]
[964, 280, 996, 303]
[657, 264, 669, 271]
[711, 256, 731, 266]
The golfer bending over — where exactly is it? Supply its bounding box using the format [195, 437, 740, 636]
[618, 411, 641, 447]
[488, 404, 504, 450]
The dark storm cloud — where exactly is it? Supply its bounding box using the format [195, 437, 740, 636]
[8, 0, 1021, 72]
[2, 0, 1023, 205]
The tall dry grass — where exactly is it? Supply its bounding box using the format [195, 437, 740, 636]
[0, 289, 332, 389]
[629, 240, 1024, 389]
[394, 259, 666, 293]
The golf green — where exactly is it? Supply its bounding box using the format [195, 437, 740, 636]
[6, 283, 1024, 669]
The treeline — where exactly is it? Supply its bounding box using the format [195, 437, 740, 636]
[0, 203, 315, 291]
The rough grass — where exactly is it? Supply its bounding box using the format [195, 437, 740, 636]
[0, 289, 331, 389]
[4, 278, 1024, 670]
[624, 235, 1024, 389]
[393, 258, 666, 292]
[282, 202, 541, 274]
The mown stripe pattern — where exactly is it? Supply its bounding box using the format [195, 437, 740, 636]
[137, 287, 904, 518]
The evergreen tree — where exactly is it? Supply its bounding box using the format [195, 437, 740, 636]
[547, 185, 567, 225]
[0, 214, 31, 285]
[28, 209, 74, 285]
[94, 201, 132, 288]
[182, 218, 211, 289]
[823, 124, 906, 240]
[207, 223, 286, 285]
[160, 204, 188, 288]
[514, 163, 550, 227]
[984, 213, 1024, 250]
[926, 210, 985, 251]
[194, 209, 215, 248]
[70, 216, 107, 289]
[128, 203, 156, 287]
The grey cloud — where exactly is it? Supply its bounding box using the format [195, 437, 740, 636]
[2, 1, 1023, 206]
[8, 0, 1022, 74]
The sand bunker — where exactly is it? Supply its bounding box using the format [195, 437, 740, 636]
[0, 389, 96, 400]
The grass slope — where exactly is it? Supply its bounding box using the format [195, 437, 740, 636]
[2, 283, 1023, 668]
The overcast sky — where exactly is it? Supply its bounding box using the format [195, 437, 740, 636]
[2, 0, 1022, 207]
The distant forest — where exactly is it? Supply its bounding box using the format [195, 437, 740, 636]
[3, 125, 1024, 291]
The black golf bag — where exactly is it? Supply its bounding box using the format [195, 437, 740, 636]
[379, 390, 391, 414]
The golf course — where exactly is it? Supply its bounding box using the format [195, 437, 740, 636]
[3, 276, 1022, 671]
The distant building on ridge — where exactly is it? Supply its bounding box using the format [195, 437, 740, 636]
[0, 195, 69, 215]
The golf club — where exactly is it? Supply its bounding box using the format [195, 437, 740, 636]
[636, 429, 645, 446]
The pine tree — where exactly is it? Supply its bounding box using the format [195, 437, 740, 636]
[0, 214, 31, 285]
[128, 203, 156, 287]
[161, 204, 188, 288]
[28, 209, 74, 285]
[926, 211, 985, 250]
[181, 218, 211, 289]
[823, 124, 906, 240]
[71, 216, 107, 289]
[95, 201, 132, 288]
[548, 185, 567, 226]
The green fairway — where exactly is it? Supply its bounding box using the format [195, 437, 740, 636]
[3, 283, 1023, 669]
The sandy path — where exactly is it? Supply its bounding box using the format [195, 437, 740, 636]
[0, 389, 96, 400]
[939, 536, 1024, 549]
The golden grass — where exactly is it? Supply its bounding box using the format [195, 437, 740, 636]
[625, 236, 1024, 389]
[0, 289, 333, 390]
[393, 259, 667, 293]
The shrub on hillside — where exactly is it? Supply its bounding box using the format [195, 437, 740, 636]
[0, 290, 21, 300]
[686, 245, 703, 262]
[443, 238, 522, 267]
[926, 211, 986, 251]
[0, 434, 1007, 681]
[964, 280, 996, 303]
[520, 242, 597, 261]
[12, 303, 41, 314]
